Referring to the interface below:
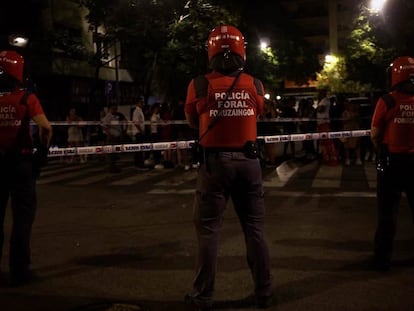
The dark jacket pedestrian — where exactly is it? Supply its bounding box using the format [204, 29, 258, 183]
[101, 104, 127, 173]
[184, 25, 273, 310]
[280, 97, 297, 157]
[0, 50, 53, 286]
[131, 96, 146, 168]
[297, 98, 317, 158]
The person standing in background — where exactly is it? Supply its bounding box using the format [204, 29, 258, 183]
[173, 99, 192, 170]
[316, 88, 338, 166]
[280, 96, 297, 159]
[66, 107, 87, 164]
[297, 98, 317, 159]
[101, 104, 127, 173]
[341, 100, 362, 166]
[131, 96, 147, 169]
[160, 102, 175, 168]
[149, 103, 164, 169]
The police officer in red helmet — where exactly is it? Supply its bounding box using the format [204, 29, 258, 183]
[184, 25, 273, 310]
[0, 50, 52, 286]
[371, 56, 414, 271]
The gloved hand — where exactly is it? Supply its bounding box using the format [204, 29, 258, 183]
[190, 141, 202, 164]
[33, 145, 49, 178]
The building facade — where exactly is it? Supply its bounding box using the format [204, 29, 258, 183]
[0, 0, 139, 122]
[279, 0, 362, 56]
[278, 0, 362, 95]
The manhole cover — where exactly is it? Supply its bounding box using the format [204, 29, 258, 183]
[74, 303, 148, 311]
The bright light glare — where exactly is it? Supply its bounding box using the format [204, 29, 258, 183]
[260, 41, 268, 51]
[370, 0, 387, 13]
[264, 93, 270, 100]
[324, 54, 340, 72]
[8, 34, 29, 47]
[325, 54, 338, 64]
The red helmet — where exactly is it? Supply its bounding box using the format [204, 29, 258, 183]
[0, 50, 24, 83]
[390, 56, 414, 88]
[207, 25, 246, 63]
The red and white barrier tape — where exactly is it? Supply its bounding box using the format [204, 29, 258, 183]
[39, 116, 371, 126]
[46, 129, 371, 157]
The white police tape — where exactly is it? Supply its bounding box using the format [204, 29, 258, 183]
[39, 116, 371, 126]
[258, 129, 370, 144]
[46, 129, 371, 157]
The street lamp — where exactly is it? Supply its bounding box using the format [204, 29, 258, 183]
[260, 41, 268, 52]
[8, 34, 29, 48]
[369, 0, 387, 13]
[324, 54, 338, 65]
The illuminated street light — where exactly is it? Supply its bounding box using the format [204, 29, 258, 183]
[260, 41, 268, 52]
[323, 54, 340, 74]
[260, 40, 275, 59]
[8, 34, 29, 48]
[370, 0, 387, 13]
[325, 54, 338, 65]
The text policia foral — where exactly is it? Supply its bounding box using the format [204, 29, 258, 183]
[394, 104, 414, 124]
[209, 91, 255, 117]
[0, 105, 22, 126]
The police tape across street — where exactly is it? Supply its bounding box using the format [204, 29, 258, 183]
[44, 128, 370, 157]
[40, 116, 368, 126]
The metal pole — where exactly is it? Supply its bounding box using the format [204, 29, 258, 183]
[329, 0, 338, 54]
[114, 40, 121, 106]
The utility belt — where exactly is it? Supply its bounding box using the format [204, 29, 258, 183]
[389, 152, 414, 158]
[191, 140, 259, 164]
[376, 144, 414, 172]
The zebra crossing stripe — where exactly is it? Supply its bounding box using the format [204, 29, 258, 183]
[67, 173, 109, 185]
[312, 165, 342, 188]
[364, 163, 377, 189]
[147, 188, 195, 194]
[40, 162, 91, 177]
[264, 190, 376, 197]
[36, 159, 379, 193]
[263, 173, 287, 187]
[154, 170, 197, 186]
[109, 168, 169, 186]
[37, 165, 105, 184]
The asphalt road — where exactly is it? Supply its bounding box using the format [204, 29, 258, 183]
[1, 159, 414, 311]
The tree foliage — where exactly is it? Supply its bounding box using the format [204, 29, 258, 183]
[72, 0, 322, 101]
[72, 0, 240, 101]
[74, 0, 414, 99]
[341, 0, 414, 93]
[229, 0, 321, 93]
[157, 0, 240, 100]
[316, 55, 372, 95]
